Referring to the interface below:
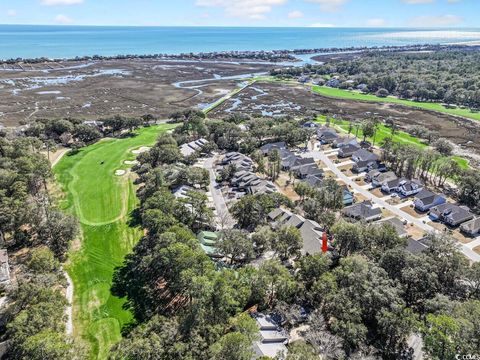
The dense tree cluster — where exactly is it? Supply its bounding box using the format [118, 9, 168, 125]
[273, 50, 480, 109]
[24, 114, 152, 154]
[0, 135, 78, 258]
[109, 120, 480, 359]
[0, 133, 81, 359]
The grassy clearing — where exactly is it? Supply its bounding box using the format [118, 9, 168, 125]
[312, 86, 480, 122]
[315, 116, 470, 170]
[54, 124, 176, 359]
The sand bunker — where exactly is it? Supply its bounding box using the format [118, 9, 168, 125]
[115, 170, 126, 176]
[131, 146, 151, 154]
[124, 160, 139, 165]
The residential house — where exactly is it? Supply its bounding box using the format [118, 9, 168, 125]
[460, 217, 480, 237]
[197, 231, 221, 258]
[429, 203, 474, 227]
[413, 190, 447, 212]
[338, 143, 361, 158]
[0, 250, 10, 285]
[326, 78, 341, 88]
[398, 180, 424, 197]
[405, 238, 429, 255]
[342, 201, 382, 222]
[377, 218, 408, 238]
[289, 157, 316, 172]
[268, 208, 325, 255]
[303, 174, 324, 188]
[333, 137, 358, 149]
[342, 187, 355, 206]
[172, 185, 193, 200]
[247, 180, 277, 195]
[222, 152, 254, 171]
[317, 127, 338, 144]
[179, 138, 209, 157]
[252, 313, 288, 359]
[352, 149, 379, 173]
[294, 164, 324, 179]
[302, 121, 318, 129]
[260, 142, 287, 155]
[371, 171, 397, 188]
[381, 177, 407, 194]
[365, 169, 381, 183]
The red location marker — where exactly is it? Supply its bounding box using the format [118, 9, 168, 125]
[322, 232, 328, 253]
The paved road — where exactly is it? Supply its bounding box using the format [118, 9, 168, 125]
[303, 149, 480, 262]
[204, 155, 235, 229]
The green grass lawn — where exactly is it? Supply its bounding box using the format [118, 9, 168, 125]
[312, 85, 480, 122]
[54, 124, 176, 359]
[316, 116, 470, 170]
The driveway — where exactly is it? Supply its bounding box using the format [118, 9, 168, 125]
[204, 155, 235, 229]
[302, 149, 480, 262]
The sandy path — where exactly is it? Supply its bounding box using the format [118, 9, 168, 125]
[49, 147, 69, 167]
[64, 269, 74, 335]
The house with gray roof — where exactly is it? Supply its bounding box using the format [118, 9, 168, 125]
[338, 143, 361, 158]
[268, 208, 325, 255]
[413, 190, 446, 212]
[371, 171, 397, 188]
[429, 203, 474, 227]
[260, 142, 287, 155]
[460, 217, 480, 237]
[303, 174, 324, 188]
[222, 152, 254, 171]
[333, 137, 359, 149]
[365, 169, 381, 183]
[172, 185, 194, 199]
[247, 180, 277, 195]
[377, 218, 408, 238]
[317, 127, 338, 144]
[294, 163, 324, 179]
[179, 138, 209, 157]
[252, 313, 288, 359]
[289, 157, 316, 171]
[405, 238, 429, 255]
[352, 149, 379, 173]
[342, 201, 382, 222]
[382, 177, 407, 194]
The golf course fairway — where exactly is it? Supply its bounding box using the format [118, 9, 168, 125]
[54, 124, 176, 359]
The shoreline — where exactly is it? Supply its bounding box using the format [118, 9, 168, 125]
[3, 43, 479, 65]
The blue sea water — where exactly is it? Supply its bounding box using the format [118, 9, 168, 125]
[1, 25, 480, 60]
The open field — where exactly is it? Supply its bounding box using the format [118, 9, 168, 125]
[312, 86, 480, 122]
[54, 124, 176, 359]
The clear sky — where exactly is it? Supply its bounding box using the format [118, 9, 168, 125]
[0, 0, 478, 28]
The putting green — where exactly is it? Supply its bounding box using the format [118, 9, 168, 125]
[54, 124, 176, 359]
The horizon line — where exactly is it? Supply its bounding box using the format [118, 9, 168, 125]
[0, 23, 478, 30]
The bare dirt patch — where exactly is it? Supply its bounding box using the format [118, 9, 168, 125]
[400, 205, 427, 219]
[369, 188, 385, 198]
[406, 224, 426, 240]
[474, 246, 480, 255]
[452, 230, 474, 244]
[354, 193, 369, 202]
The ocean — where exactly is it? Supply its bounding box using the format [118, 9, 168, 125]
[1, 25, 480, 60]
